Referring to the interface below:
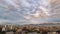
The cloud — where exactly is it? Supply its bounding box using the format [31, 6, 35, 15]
[0, 0, 60, 25]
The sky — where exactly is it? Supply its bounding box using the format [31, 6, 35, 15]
[0, 0, 60, 25]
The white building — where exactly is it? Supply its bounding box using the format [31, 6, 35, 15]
[6, 31, 14, 34]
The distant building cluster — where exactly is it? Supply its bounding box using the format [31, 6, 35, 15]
[0, 24, 60, 34]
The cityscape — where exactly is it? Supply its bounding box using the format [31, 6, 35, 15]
[0, 0, 60, 34]
[0, 23, 60, 34]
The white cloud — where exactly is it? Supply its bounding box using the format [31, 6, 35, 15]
[0, 0, 60, 25]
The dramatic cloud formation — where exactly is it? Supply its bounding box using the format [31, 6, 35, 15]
[0, 0, 60, 25]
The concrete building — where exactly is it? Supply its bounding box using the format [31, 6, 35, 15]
[47, 32, 58, 34]
[27, 32, 40, 34]
[6, 31, 14, 34]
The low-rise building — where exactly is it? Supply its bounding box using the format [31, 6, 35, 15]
[6, 31, 14, 34]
